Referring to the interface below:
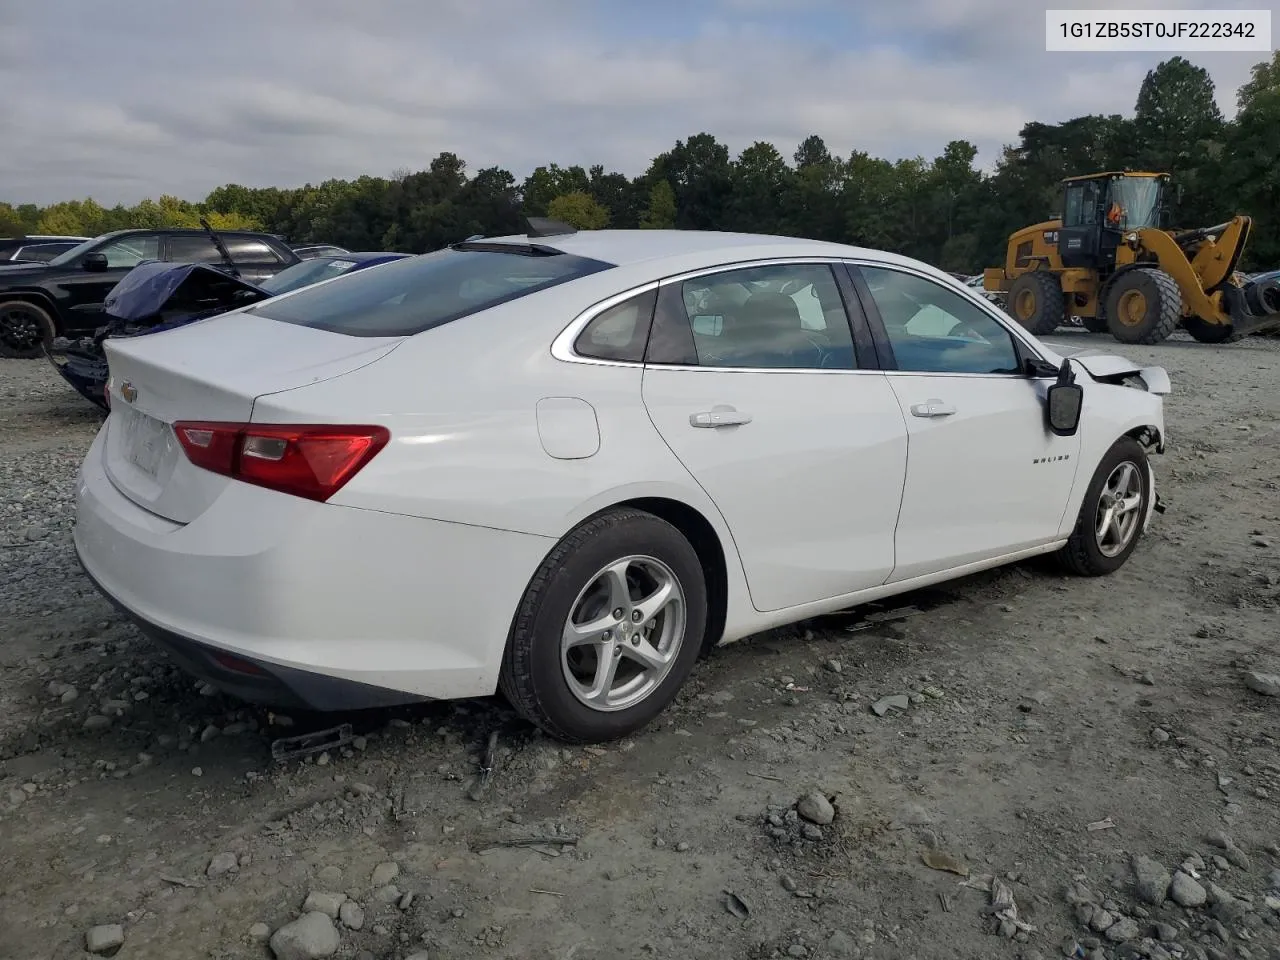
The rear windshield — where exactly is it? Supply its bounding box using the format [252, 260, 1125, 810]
[247, 244, 615, 337]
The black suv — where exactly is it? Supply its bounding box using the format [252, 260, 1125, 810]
[0, 228, 301, 357]
[0, 235, 91, 264]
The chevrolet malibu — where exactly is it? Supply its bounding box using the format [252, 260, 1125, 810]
[73, 226, 1171, 743]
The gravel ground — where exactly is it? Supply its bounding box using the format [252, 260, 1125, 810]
[1, 332, 1280, 960]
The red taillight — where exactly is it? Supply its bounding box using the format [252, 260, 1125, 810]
[173, 421, 390, 502]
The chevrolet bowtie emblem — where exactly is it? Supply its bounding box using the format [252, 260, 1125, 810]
[120, 381, 138, 403]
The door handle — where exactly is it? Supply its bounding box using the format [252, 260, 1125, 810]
[690, 409, 752, 428]
[909, 400, 956, 418]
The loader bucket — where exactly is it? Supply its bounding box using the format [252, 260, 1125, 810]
[1228, 275, 1280, 337]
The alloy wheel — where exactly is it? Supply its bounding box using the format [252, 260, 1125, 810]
[560, 555, 687, 712]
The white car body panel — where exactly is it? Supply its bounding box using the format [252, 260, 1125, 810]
[641, 365, 907, 611]
[882, 373, 1080, 581]
[73, 230, 1169, 707]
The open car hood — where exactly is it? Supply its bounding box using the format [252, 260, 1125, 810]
[47, 262, 277, 412]
[104, 260, 270, 323]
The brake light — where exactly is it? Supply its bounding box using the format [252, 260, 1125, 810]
[173, 422, 390, 501]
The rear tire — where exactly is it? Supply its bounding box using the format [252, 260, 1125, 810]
[1006, 272, 1064, 336]
[1104, 268, 1182, 344]
[0, 299, 56, 359]
[498, 508, 708, 744]
[1058, 437, 1151, 576]
[1182, 316, 1247, 344]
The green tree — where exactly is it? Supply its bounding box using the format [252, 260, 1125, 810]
[547, 191, 610, 229]
[639, 180, 676, 229]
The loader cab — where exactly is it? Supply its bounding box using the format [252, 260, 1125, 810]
[1057, 172, 1167, 270]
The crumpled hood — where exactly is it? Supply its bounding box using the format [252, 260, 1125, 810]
[1050, 344, 1172, 394]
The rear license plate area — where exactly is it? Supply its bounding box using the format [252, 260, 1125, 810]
[120, 407, 171, 479]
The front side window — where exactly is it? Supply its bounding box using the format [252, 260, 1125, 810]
[1063, 180, 1100, 227]
[1108, 177, 1162, 230]
[859, 266, 1021, 375]
[99, 235, 160, 268]
[247, 243, 614, 337]
[649, 263, 856, 369]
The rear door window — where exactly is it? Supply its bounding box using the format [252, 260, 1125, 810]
[166, 236, 222, 263]
[248, 243, 615, 337]
[223, 237, 284, 263]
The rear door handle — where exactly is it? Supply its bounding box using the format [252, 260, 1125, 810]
[909, 400, 956, 418]
[690, 408, 752, 428]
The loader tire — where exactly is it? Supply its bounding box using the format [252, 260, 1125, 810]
[1182, 316, 1247, 344]
[1103, 268, 1182, 345]
[1006, 272, 1064, 336]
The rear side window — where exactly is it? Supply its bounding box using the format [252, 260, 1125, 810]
[223, 237, 283, 263]
[167, 236, 222, 262]
[249, 245, 615, 337]
[573, 289, 656, 362]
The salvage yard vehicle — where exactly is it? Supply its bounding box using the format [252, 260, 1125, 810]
[47, 252, 410, 410]
[983, 171, 1280, 344]
[0, 227, 301, 358]
[0, 234, 91, 264]
[73, 223, 1171, 744]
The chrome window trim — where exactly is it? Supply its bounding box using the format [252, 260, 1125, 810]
[550, 256, 864, 370]
[845, 258, 1056, 380]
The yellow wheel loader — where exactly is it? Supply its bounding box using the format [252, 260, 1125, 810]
[983, 171, 1280, 344]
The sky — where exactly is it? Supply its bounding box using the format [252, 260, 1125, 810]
[0, 0, 1273, 206]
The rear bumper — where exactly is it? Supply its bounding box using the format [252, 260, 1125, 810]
[73, 427, 555, 710]
[76, 551, 418, 711]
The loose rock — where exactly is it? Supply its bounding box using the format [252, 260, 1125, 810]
[370, 861, 399, 887]
[1131, 855, 1171, 905]
[1105, 917, 1140, 942]
[1244, 671, 1280, 697]
[206, 852, 239, 878]
[248, 922, 271, 942]
[1170, 871, 1207, 908]
[85, 924, 125, 955]
[339, 900, 365, 930]
[871, 694, 910, 717]
[825, 930, 858, 957]
[302, 891, 347, 919]
[268, 912, 340, 960]
[797, 791, 835, 826]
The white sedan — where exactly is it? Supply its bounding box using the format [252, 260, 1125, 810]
[73, 225, 1171, 743]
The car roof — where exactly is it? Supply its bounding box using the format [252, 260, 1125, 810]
[90, 228, 278, 241]
[473, 228, 948, 280]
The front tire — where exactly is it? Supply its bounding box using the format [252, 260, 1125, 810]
[1058, 437, 1151, 576]
[1104, 268, 1182, 344]
[1007, 272, 1064, 336]
[499, 508, 708, 743]
[0, 300, 57, 359]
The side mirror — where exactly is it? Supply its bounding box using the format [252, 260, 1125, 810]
[1046, 360, 1083, 436]
[82, 253, 109, 273]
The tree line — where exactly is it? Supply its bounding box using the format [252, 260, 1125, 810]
[4, 53, 1279, 273]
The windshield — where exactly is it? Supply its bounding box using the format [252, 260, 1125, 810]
[47, 237, 103, 267]
[1109, 177, 1162, 229]
[260, 257, 363, 296]
[247, 244, 614, 337]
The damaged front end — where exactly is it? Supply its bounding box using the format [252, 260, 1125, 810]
[45, 261, 272, 410]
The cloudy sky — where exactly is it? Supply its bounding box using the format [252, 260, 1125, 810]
[0, 0, 1271, 205]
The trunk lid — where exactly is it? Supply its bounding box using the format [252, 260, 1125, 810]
[101, 312, 401, 523]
